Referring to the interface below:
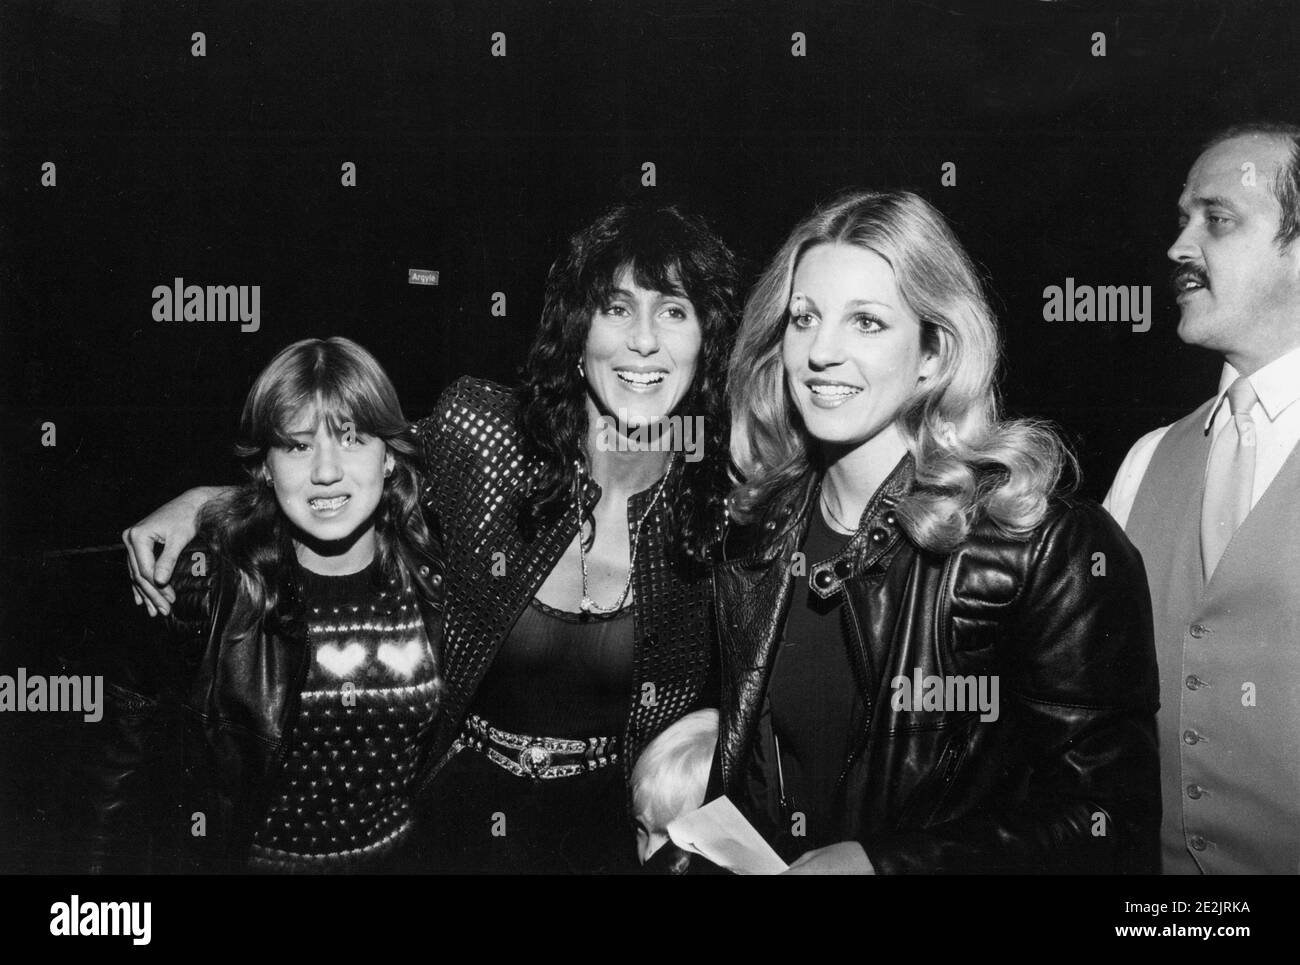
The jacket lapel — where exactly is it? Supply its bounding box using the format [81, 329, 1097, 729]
[717, 458, 914, 794]
[715, 477, 815, 789]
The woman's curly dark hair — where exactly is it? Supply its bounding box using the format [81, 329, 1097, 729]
[516, 202, 740, 567]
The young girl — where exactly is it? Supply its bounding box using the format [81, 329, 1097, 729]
[87, 337, 444, 872]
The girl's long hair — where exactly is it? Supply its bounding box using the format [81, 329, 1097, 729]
[516, 202, 740, 566]
[728, 190, 1075, 551]
[198, 337, 437, 642]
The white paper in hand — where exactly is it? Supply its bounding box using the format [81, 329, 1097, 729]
[665, 795, 788, 875]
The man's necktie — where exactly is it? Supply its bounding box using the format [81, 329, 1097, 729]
[1201, 376, 1259, 581]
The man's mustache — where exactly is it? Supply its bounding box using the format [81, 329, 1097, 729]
[1171, 263, 1210, 294]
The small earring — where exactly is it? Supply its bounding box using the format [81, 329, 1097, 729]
[577, 358, 586, 379]
[384, 466, 392, 478]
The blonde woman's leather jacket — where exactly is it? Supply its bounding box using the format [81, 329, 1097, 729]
[712, 458, 1160, 874]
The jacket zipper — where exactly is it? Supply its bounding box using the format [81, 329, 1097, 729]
[773, 730, 792, 820]
[929, 554, 968, 814]
[935, 552, 958, 660]
[246, 627, 312, 857]
[834, 591, 875, 790]
[270, 639, 312, 779]
[832, 549, 957, 792]
[939, 731, 967, 784]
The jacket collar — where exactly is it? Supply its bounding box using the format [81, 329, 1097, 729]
[807, 455, 913, 598]
[718, 472, 818, 568]
[270, 565, 309, 643]
[722, 453, 914, 571]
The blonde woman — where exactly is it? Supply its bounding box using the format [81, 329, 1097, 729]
[714, 190, 1159, 874]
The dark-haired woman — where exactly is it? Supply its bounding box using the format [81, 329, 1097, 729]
[715, 191, 1159, 874]
[89, 338, 444, 872]
[123, 203, 739, 873]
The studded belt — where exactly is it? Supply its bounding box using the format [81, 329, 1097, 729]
[455, 713, 620, 780]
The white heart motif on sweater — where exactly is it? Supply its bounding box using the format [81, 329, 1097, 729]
[315, 641, 367, 677]
[377, 641, 424, 678]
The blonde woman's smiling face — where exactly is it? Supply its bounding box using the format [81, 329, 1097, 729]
[782, 243, 936, 450]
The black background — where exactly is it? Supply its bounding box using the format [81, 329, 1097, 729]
[1, 0, 1298, 873]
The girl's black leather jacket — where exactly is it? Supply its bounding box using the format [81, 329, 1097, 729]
[83, 545, 445, 873]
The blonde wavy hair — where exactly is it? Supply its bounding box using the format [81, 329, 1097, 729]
[728, 190, 1075, 552]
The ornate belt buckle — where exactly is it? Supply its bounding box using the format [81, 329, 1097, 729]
[518, 743, 554, 778]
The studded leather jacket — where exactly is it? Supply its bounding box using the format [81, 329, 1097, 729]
[410, 377, 716, 798]
[83, 546, 445, 873]
[712, 457, 1161, 874]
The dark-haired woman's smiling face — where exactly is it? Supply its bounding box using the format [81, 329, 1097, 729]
[583, 267, 703, 433]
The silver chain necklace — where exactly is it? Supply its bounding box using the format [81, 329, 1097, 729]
[819, 483, 857, 534]
[573, 455, 676, 614]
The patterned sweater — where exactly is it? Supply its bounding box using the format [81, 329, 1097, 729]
[249, 561, 439, 872]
